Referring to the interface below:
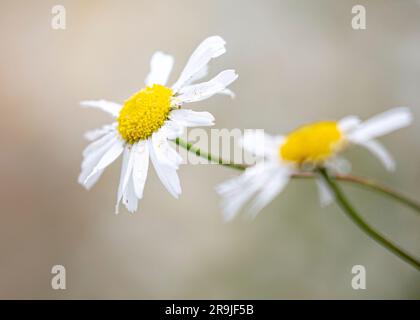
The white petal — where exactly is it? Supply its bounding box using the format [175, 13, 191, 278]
[172, 36, 227, 92]
[216, 162, 271, 221]
[78, 132, 117, 188]
[115, 146, 135, 214]
[145, 51, 174, 86]
[132, 141, 149, 199]
[241, 130, 284, 158]
[356, 139, 396, 171]
[218, 88, 235, 99]
[184, 65, 208, 86]
[84, 138, 124, 183]
[162, 120, 184, 139]
[219, 180, 261, 222]
[338, 116, 361, 134]
[216, 164, 261, 196]
[151, 130, 183, 169]
[325, 156, 352, 175]
[247, 168, 291, 217]
[176, 70, 238, 103]
[347, 107, 413, 143]
[83, 169, 104, 190]
[316, 177, 334, 207]
[122, 175, 138, 213]
[82, 131, 116, 158]
[81, 138, 116, 174]
[149, 139, 182, 198]
[80, 100, 122, 117]
[169, 109, 215, 127]
[84, 123, 117, 141]
[217, 176, 261, 221]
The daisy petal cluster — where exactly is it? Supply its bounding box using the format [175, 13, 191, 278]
[217, 107, 413, 220]
[79, 36, 238, 213]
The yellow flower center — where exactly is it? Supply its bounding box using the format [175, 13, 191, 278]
[280, 121, 344, 164]
[117, 84, 173, 143]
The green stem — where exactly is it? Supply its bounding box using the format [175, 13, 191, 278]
[175, 137, 420, 269]
[318, 167, 420, 270]
[175, 138, 420, 215]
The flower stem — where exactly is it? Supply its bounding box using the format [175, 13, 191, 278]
[318, 167, 420, 270]
[175, 137, 420, 269]
[175, 137, 420, 215]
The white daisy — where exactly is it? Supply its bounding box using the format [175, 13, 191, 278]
[217, 107, 413, 221]
[79, 36, 238, 213]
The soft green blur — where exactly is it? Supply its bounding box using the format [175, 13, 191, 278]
[0, 0, 419, 299]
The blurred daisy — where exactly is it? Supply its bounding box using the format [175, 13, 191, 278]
[79, 36, 238, 213]
[217, 107, 413, 221]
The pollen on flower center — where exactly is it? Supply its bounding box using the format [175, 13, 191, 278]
[280, 121, 344, 164]
[117, 84, 173, 143]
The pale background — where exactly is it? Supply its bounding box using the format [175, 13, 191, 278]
[0, 0, 419, 299]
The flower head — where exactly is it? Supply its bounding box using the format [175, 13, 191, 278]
[217, 107, 413, 220]
[79, 36, 238, 213]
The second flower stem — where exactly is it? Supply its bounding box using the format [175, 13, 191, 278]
[175, 137, 420, 269]
[318, 167, 420, 270]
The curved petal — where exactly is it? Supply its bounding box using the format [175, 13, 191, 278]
[218, 88, 235, 99]
[80, 100, 122, 117]
[176, 69, 238, 103]
[172, 36, 227, 92]
[356, 139, 396, 171]
[145, 51, 174, 86]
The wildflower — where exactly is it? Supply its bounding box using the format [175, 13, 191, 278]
[217, 107, 413, 220]
[79, 36, 238, 213]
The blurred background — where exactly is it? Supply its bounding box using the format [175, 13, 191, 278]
[0, 0, 419, 299]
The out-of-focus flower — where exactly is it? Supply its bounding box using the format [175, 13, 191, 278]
[79, 36, 238, 213]
[217, 107, 413, 221]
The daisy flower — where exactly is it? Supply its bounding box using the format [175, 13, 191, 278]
[79, 36, 238, 213]
[217, 107, 413, 221]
